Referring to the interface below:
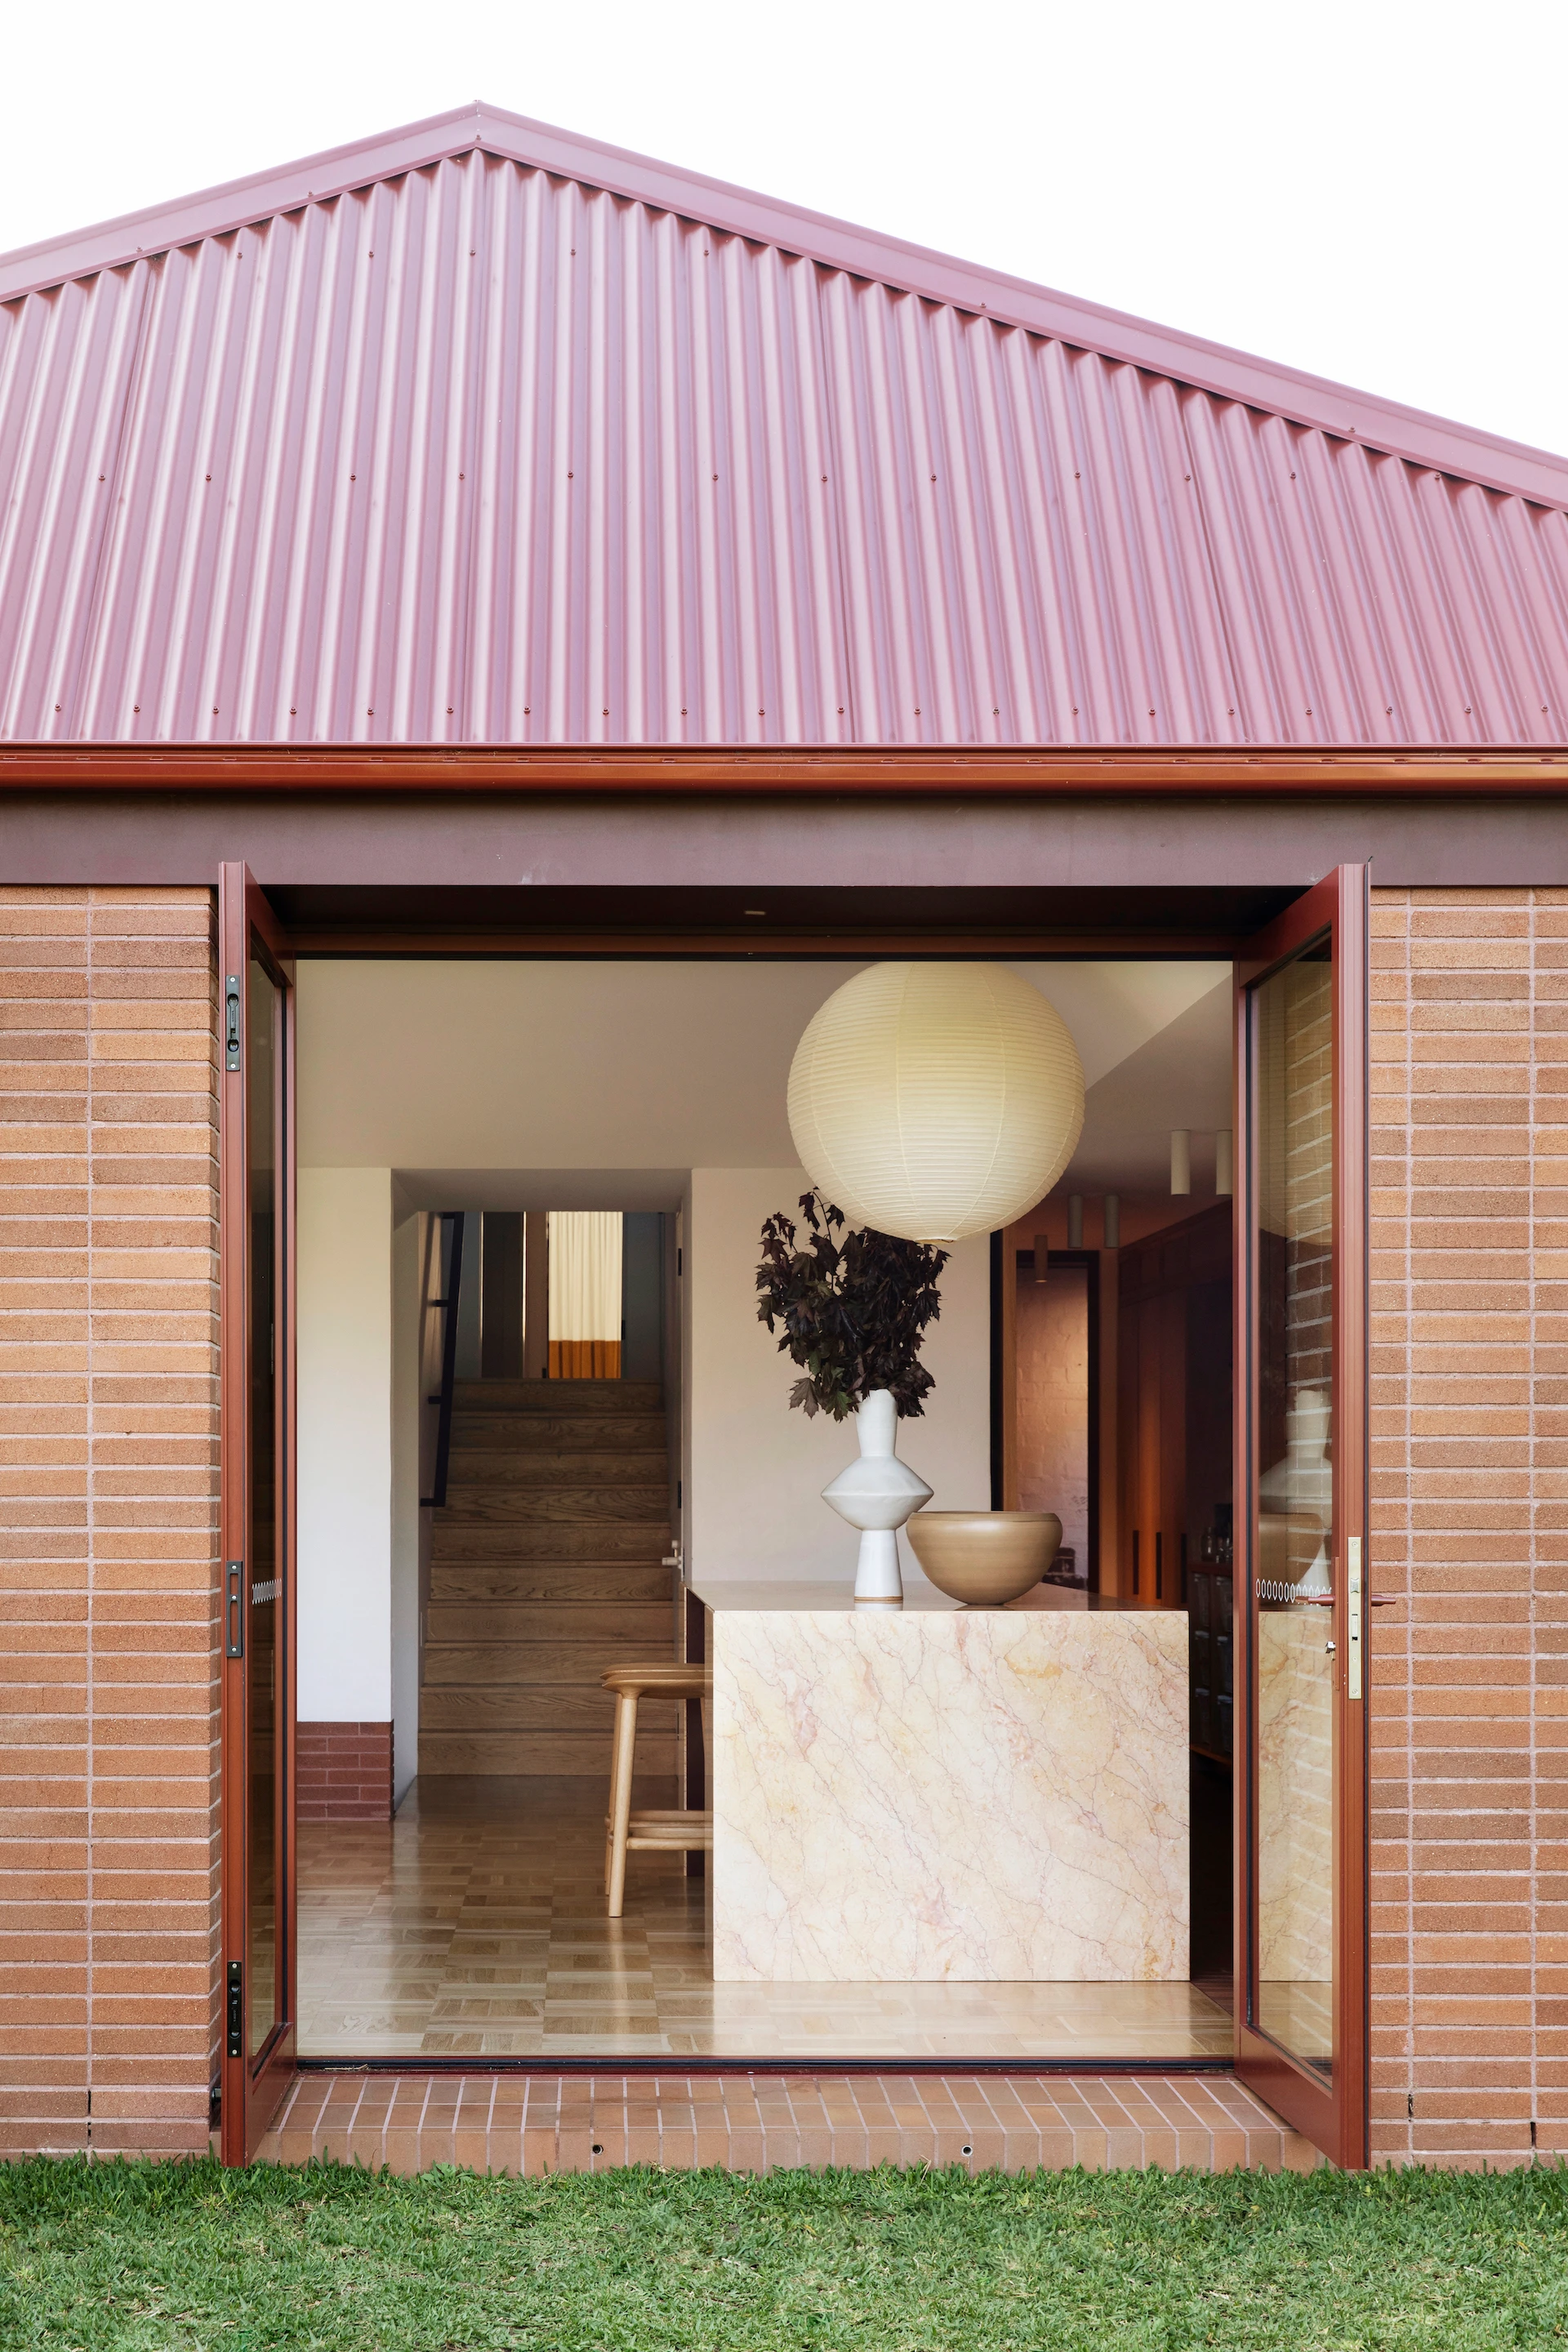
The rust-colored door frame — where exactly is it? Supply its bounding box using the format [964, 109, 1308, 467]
[211, 870, 1370, 2165]
[218, 862, 297, 2163]
[1232, 864, 1370, 2169]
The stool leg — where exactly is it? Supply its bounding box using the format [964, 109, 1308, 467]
[603, 1703, 620, 1896]
[607, 1690, 639, 1918]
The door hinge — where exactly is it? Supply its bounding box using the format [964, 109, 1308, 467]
[226, 1959, 243, 2058]
[225, 1561, 244, 1657]
[1347, 1535, 1363, 1699]
[225, 974, 241, 1071]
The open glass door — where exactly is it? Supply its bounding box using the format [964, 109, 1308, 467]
[1234, 865, 1368, 2168]
[219, 862, 296, 2163]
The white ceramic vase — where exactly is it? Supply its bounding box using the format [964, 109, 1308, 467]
[820, 1388, 932, 1603]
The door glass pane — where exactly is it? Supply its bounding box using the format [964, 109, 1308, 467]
[247, 956, 280, 2056]
[1254, 942, 1334, 2079]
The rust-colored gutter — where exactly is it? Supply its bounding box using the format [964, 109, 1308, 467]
[2, 745, 1568, 796]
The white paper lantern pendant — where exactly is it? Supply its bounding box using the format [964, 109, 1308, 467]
[787, 962, 1085, 1245]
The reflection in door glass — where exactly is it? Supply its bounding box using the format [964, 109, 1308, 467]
[1254, 944, 1334, 2079]
[247, 958, 280, 2057]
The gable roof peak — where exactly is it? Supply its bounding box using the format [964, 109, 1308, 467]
[1, 99, 1564, 510]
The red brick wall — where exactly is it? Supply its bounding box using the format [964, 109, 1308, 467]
[0, 886, 217, 2158]
[1, 877, 1559, 2168]
[1369, 885, 1557, 2167]
[296, 1722, 393, 1820]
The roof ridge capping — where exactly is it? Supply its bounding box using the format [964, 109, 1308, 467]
[2, 98, 1566, 511]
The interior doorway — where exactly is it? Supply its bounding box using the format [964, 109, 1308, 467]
[283, 954, 1247, 2067]
[219, 915, 1365, 2150]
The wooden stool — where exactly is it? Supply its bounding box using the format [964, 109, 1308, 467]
[602, 1660, 713, 1918]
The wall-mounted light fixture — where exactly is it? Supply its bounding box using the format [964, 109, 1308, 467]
[1216, 1129, 1234, 1196]
[1103, 1193, 1120, 1249]
[1170, 1129, 1192, 1196]
[1067, 1195, 1084, 1249]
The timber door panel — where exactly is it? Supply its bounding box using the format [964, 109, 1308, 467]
[1233, 865, 1369, 2168]
[219, 863, 296, 2163]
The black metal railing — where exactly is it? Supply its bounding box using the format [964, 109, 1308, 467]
[421, 1211, 466, 1508]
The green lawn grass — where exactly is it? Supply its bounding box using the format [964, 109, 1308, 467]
[1, 2154, 1566, 2350]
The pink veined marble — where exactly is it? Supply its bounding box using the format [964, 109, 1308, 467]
[712, 1604, 1188, 1984]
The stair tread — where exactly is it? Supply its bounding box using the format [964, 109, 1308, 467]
[426, 1369, 679, 1776]
[419, 1733, 675, 1773]
[425, 1643, 693, 1683]
[430, 1569, 670, 1601]
[438, 1490, 671, 1517]
[451, 1424, 666, 1449]
[452, 1380, 662, 1412]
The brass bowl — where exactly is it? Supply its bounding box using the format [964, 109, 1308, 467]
[905, 1510, 1062, 1606]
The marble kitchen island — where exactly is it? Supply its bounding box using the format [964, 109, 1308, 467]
[696, 1579, 1189, 1987]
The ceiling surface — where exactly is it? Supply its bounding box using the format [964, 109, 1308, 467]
[301, 956, 1232, 1210]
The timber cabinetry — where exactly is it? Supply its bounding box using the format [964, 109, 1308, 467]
[1116, 1203, 1233, 1615]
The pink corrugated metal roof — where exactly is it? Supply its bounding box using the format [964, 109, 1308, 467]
[2, 102, 1566, 750]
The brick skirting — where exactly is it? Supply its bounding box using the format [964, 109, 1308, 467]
[259, 2070, 1322, 2174]
[296, 1722, 394, 1820]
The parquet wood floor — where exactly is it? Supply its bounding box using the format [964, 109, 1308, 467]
[297, 1776, 1233, 2062]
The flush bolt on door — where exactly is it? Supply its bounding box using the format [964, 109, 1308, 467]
[225, 975, 241, 1070]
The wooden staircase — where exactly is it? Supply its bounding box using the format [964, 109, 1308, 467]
[420, 1378, 679, 1780]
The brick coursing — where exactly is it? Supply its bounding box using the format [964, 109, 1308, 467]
[296, 1722, 393, 1820]
[1368, 885, 1561, 2167]
[0, 886, 218, 2158]
[0, 880, 1558, 2167]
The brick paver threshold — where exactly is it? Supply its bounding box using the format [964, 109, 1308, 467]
[259, 2071, 1322, 2173]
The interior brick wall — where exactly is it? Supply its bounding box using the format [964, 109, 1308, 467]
[296, 1722, 393, 1820]
[1369, 885, 1561, 2167]
[0, 886, 217, 2158]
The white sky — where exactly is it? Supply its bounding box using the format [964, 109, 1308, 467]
[4, 0, 1561, 459]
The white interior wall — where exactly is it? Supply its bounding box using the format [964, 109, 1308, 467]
[294, 958, 1231, 1719]
[687, 1169, 991, 1589]
[296, 1167, 394, 1724]
[390, 1209, 421, 1800]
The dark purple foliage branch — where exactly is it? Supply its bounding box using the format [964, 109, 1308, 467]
[755, 1191, 949, 1422]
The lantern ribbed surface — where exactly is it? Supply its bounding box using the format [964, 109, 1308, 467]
[786, 963, 1085, 1243]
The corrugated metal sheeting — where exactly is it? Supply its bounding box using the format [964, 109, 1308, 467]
[2, 142, 1566, 746]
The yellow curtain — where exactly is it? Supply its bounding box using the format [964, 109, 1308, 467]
[547, 1211, 622, 1379]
